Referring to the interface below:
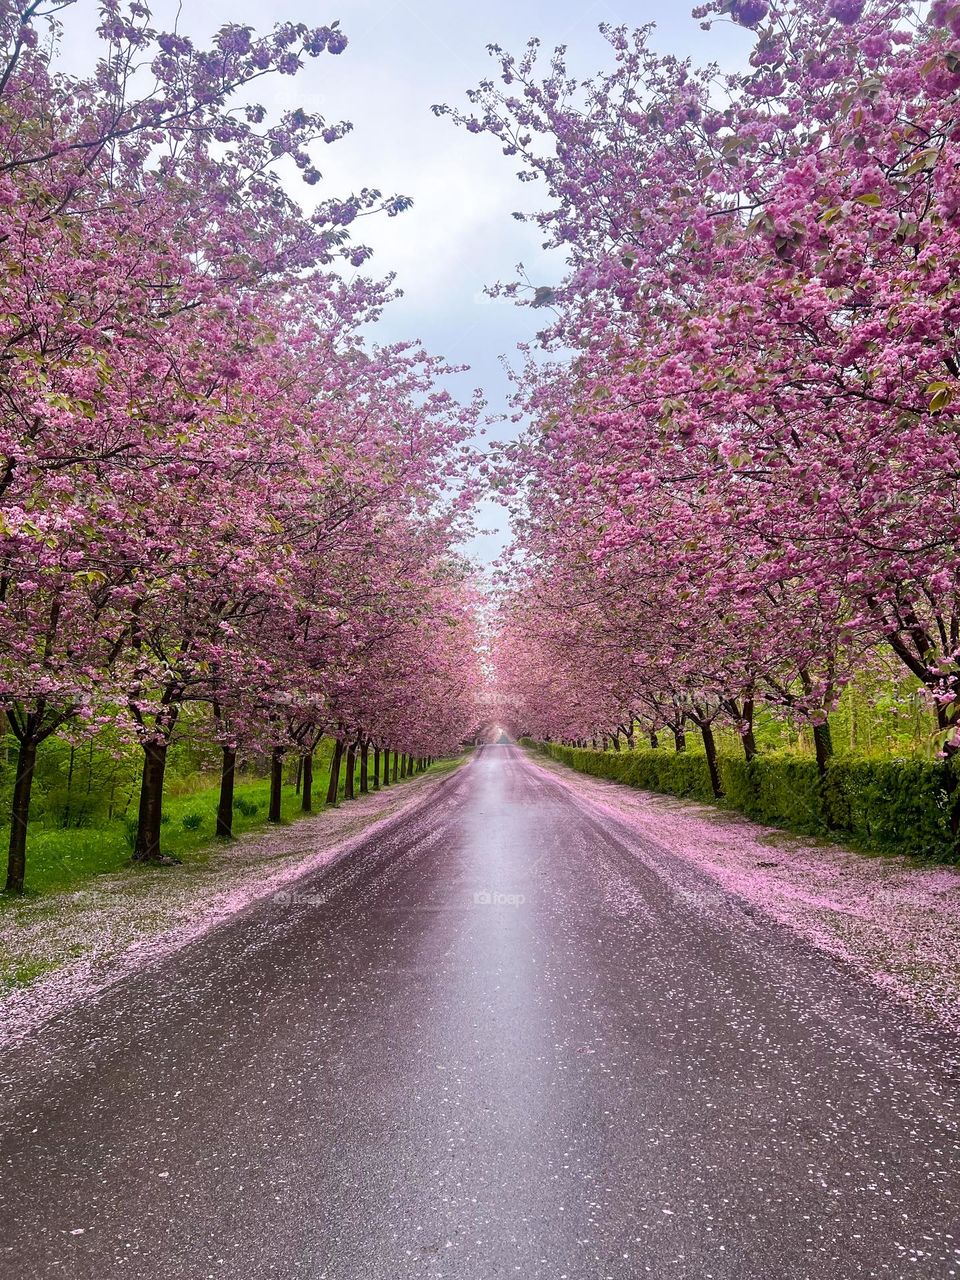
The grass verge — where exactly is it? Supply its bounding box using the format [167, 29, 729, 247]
[1, 755, 466, 900]
[0, 754, 469, 997]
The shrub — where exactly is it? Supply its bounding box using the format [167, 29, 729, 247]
[720, 753, 844, 834]
[181, 812, 203, 831]
[529, 741, 716, 802]
[824, 757, 955, 859]
[234, 796, 259, 818]
[523, 740, 959, 862]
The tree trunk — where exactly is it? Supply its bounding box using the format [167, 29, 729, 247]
[301, 752, 313, 813]
[392, 751, 399, 782]
[649, 729, 659, 749]
[812, 719, 833, 778]
[360, 741, 369, 794]
[737, 698, 758, 762]
[699, 724, 723, 799]
[345, 743, 356, 800]
[216, 746, 237, 839]
[373, 746, 381, 788]
[5, 737, 38, 894]
[133, 741, 170, 863]
[268, 747, 284, 824]
[672, 726, 686, 752]
[294, 755, 303, 796]
[940, 676, 960, 838]
[804, 716, 834, 827]
[326, 740, 344, 805]
[382, 748, 391, 787]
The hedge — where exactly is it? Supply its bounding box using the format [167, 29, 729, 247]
[522, 739, 959, 862]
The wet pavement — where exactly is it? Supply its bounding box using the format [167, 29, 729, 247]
[0, 744, 958, 1278]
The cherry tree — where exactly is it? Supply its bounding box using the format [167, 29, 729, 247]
[450, 0, 960, 835]
[0, 2, 483, 891]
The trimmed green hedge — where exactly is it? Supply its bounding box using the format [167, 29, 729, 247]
[522, 739, 959, 862]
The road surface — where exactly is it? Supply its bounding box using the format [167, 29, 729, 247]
[0, 744, 958, 1278]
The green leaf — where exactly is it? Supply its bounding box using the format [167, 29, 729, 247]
[927, 381, 953, 413]
[905, 148, 940, 176]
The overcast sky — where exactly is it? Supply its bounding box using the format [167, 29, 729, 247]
[59, 1, 751, 563]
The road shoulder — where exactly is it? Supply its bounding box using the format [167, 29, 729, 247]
[0, 764, 465, 1051]
[525, 748, 960, 1035]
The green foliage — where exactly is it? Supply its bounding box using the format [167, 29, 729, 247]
[719, 755, 826, 833]
[233, 796, 260, 818]
[559, 743, 716, 801]
[181, 812, 203, 831]
[673, 674, 939, 762]
[823, 758, 956, 858]
[524, 740, 959, 862]
[827, 671, 937, 759]
[620, 750, 716, 802]
[0, 730, 140, 831]
[528, 741, 715, 802]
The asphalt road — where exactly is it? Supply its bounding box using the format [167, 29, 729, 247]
[1, 744, 958, 1279]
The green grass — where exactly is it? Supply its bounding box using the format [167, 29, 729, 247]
[1, 955, 58, 992]
[2, 753, 465, 899]
[1, 778, 307, 898]
[419, 754, 470, 777]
